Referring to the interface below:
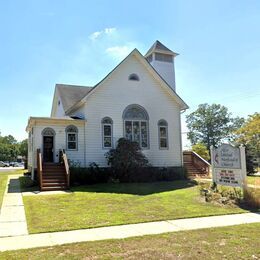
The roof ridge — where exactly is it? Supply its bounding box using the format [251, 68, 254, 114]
[56, 83, 92, 89]
[145, 40, 177, 57]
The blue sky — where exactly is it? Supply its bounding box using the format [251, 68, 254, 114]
[0, 0, 259, 145]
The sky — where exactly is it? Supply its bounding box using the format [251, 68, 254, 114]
[0, 0, 259, 148]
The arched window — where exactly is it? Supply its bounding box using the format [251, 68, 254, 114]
[158, 120, 168, 149]
[128, 73, 139, 81]
[66, 125, 78, 150]
[123, 104, 149, 148]
[42, 127, 55, 136]
[102, 117, 113, 148]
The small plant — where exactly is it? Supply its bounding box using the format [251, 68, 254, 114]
[199, 182, 243, 206]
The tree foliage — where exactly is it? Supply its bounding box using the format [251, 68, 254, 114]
[19, 139, 28, 157]
[192, 143, 210, 161]
[186, 103, 244, 150]
[0, 132, 27, 161]
[234, 113, 260, 173]
[105, 138, 149, 181]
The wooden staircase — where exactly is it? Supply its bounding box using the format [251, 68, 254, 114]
[37, 149, 70, 191]
[183, 151, 211, 179]
[41, 163, 68, 191]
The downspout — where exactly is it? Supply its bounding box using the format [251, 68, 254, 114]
[179, 109, 187, 167]
[84, 120, 86, 167]
[31, 127, 35, 180]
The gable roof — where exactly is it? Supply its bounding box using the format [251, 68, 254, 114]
[145, 40, 178, 57]
[56, 84, 92, 112]
[65, 48, 188, 115]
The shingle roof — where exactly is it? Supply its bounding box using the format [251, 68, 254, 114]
[145, 40, 178, 57]
[56, 84, 92, 112]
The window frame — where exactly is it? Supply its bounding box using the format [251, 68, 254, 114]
[128, 73, 140, 81]
[102, 117, 113, 149]
[123, 104, 149, 149]
[65, 125, 78, 151]
[124, 120, 149, 149]
[158, 120, 169, 150]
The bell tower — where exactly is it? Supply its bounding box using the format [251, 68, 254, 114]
[145, 40, 178, 91]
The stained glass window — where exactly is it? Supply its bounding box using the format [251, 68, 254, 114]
[123, 105, 149, 148]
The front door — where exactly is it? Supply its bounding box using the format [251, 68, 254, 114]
[43, 136, 54, 162]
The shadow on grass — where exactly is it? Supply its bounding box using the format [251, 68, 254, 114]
[71, 180, 197, 195]
[19, 176, 39, 193]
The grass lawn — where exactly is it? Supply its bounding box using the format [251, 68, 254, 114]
[23, 180, 248, 234]
[0, 223, 259, 259]
[247, 175, 260, 186]
[0, 175, 8, 208]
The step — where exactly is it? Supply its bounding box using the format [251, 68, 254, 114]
[42, 179, 67, 183]
[43, 168, 65, 171]
[43, 173, 65, 176]
[41, 182, 67, 186]
[41, 187, 68, 191]
[42, 172, 66, 176]
[42, 177, 66, 181]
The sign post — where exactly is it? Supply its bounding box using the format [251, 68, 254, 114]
[211, 144, 247, 188]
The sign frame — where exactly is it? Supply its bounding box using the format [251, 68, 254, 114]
[210, 144, 247, 188]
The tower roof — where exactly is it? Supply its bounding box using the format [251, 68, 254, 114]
[145, 40, 178, 57]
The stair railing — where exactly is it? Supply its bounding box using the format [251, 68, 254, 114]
[183, 150, 211, 176]
[191, 151, 210, 175]
[37, 149, 43, 191]
[61, 149, 70, 188]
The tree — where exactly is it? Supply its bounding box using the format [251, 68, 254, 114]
[186, 103, 244, 150]
[234, 113, 260, 173]
[19, 139, 28, 158]
[192, 143, 210, 161]
[0, 133, 20, 161]
[0, 135, 17, 145]
[105, 138, 149, 181]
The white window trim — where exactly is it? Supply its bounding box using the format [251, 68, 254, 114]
[158, 120, 169, 150]
[66, 132, 78, 151]
[102, 123, 113, 149]
[65, 125, 78, 151]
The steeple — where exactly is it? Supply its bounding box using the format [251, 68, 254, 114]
[145, 40, 178, 91]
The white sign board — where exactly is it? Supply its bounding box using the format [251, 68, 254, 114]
[213, 144, 241, 169]
[211, 144, 246, 188]
[213, 168, 243, 187]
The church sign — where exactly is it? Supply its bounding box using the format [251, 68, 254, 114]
[211, 144, 246, 187]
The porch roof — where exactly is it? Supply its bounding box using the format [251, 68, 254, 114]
[26, 117, 85, 132]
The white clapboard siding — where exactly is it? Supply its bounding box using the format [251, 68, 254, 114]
[30, 122, 85, 168]
[75, 54, 182, 167]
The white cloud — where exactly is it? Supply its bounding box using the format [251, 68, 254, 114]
[89, 27, 117, 41]
[105, 45, 132, 60]
[104, 27, 116, 34]
[89, 31, 102, 41]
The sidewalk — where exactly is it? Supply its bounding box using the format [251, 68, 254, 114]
[0, 175, 28, 237]
[0, 212, 259, 252]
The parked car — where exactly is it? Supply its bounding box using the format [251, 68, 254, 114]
[0, 161, 8, 167]
[9, 162, 16, 167]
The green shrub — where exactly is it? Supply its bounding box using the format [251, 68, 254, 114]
[105, 138, 149, 182]
[70, 164, 110, 185]
[70, 165, 186, 185]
